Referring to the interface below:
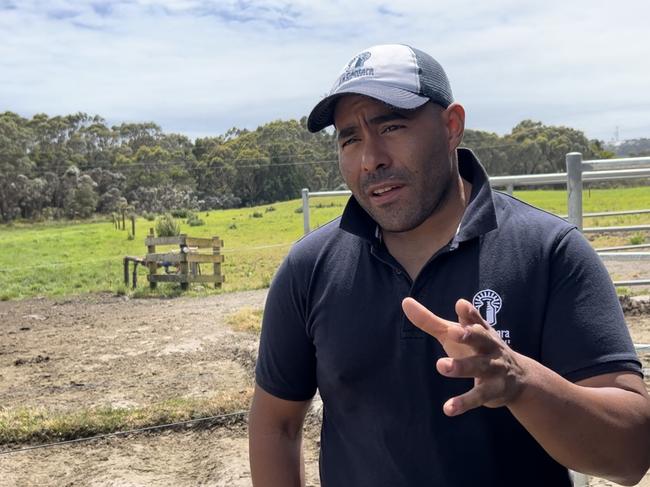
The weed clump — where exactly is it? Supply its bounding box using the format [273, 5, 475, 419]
[629, 233, 646, 246]
[186, 212, 205, 227]
[170, 209, 190, 218]
[155, 213, 181, 237]
[226, 307, 264, 333]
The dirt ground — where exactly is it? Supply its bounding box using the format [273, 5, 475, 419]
[0, 291, 265, 414]
[1, 259, 650, 486]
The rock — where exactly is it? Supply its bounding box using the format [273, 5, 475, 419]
[22, 314, 46, 321]
[619, 295, 650, 316]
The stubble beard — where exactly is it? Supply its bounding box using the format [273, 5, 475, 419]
[355, 166, 454, 234]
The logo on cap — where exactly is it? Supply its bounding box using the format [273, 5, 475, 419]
[336, 51, 374, 88]
[346, 51, 371, 70]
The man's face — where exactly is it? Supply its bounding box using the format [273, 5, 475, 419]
[334, 95, 455, 233]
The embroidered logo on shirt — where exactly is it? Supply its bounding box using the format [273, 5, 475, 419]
[472, 289, 510, 344]
[472, 289, 502, 326]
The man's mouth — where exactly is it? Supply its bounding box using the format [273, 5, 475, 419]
[368, 184, 403, 200]
[373, 186, 398, 196]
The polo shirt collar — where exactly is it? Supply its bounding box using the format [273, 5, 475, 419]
[339, 148, 498, 243]
[455, 148, 498, 242]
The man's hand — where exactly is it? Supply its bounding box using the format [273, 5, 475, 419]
[402, 297, 527, 416]
[403, 297, 650, 483]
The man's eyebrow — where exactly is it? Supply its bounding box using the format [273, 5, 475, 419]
[337, 126, 356, 141]
[336, 111, 409, 141]
[369, 111, 409, 126]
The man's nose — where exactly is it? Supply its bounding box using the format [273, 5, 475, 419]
[361, 134, 391, 172]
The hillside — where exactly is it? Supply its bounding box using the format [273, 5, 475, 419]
[607, 138, 650, 157]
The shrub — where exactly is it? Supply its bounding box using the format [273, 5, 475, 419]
[294, 207, 303, 214]
[187, 213, 205, 226]
[251, 211, 263, 218]
[199, 194, 241, 210]
[228, 223, 237, 230]
[143, 212, 156, 221]
[315, 202, 337, 209]
[171, 209, 190, 218]
[265, 206, 276, 213]
[155, 213, 181, 237]
[629, 233, 646, 245]
[41, 207, 59, 220]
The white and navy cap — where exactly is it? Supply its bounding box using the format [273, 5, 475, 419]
[307, 44, 454, 133]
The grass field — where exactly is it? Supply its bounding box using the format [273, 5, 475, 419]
[1, 185, 649, 301]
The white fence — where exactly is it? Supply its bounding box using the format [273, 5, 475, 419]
[300, 153, 650, 287]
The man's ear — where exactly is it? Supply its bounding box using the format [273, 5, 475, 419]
[444, 103, 465, 151]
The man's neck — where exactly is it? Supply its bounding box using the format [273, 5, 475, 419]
[382, 175, 472, 281]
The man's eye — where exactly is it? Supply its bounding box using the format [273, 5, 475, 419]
[341, 138, 357, 148]
[382, 125, 403, 134]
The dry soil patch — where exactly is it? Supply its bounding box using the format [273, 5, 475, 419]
[1, 277, 650, 485]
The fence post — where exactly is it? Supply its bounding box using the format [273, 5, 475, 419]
[570, 471, 589, 487]
[506, 184, 514, 196]
[566, 152, 583, 231]
[302, 188, 310, 235]
[147, 227, 157, 289]
[212, 236, 222, 289]
[123, 257, 129, 287]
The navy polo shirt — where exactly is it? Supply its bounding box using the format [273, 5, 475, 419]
[256, 148, 641, 487]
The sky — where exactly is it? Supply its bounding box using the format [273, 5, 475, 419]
[1, 0, 649, 142]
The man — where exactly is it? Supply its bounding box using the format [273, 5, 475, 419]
[248, 44, 650, 486]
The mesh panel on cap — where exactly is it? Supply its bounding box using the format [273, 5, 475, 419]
[411, 47, 453, 108]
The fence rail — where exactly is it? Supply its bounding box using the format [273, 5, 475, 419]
[583, 224, 650, 234]
[562, 209, 650, 218]
[583, 156, 650, 171]
[300, 153, 650, 288]
[596, 243, 650, 252]
[488, 166, 650, 188]
[598, 252, 650, 261]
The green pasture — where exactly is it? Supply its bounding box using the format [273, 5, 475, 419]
[1, 185, 649, 301]
[0, 199, 346, 300]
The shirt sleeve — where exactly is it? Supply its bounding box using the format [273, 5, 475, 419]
[255, 253, 317, 401]
[540, 227, 642, 382]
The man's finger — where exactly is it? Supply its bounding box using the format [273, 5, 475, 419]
[445, 323, 496, 355]
[455, 299, 489, 329]
[443, 382, 497, 416]
[402, 297, 455, 341]
[437, 355, 493, 379]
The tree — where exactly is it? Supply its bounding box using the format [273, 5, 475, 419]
[0, 110, 626, 222]
[0, 112, 35, 221]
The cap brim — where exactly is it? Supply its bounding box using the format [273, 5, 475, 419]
[306, 83, 429, 133]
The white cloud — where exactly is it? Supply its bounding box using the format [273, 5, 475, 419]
[1, 0, 649, 141]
